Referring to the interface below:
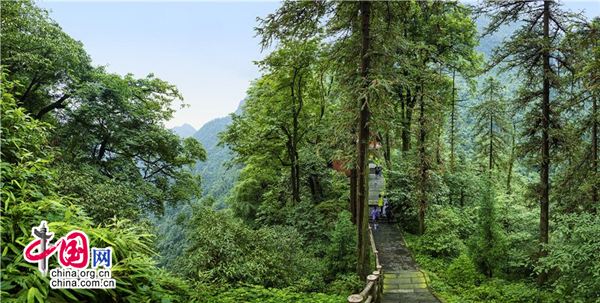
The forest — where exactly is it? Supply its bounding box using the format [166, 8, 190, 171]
[1, 0, 599, 302]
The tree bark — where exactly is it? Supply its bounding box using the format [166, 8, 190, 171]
[450, 71, 456, 171]
[538, 0, 551, 286]
[489, 109, 494, 173]
[507, 124, 516, 194]
[97, 135, 110, 163]
[350, 168, 357, 225]
[35, 94, 70, 120]
[356, 0, 372, 281]
[592, 95, 598, 211]
[384, 131, 392, 170]
[289, 70, 302, 205]
[418, 81, 427, 236]
[401, 91, 416, 152]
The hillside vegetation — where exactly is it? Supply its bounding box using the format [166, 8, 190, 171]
[2, 1, 598, 302]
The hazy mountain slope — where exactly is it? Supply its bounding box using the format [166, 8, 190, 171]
[192, 100, 244, 206]
[155, 100, 243, 269]
[170, 123, 196, 138]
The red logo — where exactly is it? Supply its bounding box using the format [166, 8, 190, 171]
[24, 221, 89, 276]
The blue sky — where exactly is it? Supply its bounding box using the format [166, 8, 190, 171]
[39, 1, 281, 130]
[39, 1, 599, 131]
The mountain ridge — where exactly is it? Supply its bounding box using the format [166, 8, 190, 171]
[170, 123, 197, 138]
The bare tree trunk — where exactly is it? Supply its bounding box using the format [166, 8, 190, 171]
[538, 0, 551, 286]
[356, 0, 372, 281]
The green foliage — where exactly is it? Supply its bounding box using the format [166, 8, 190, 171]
[0, 82, 191, 302]
[325, 211, 357, 280]
[386, 161, 419, 233]
[470, 76, 509, 171]
[193, 284, 345, 303]
[444, 163, 484, 209]
[444, 254, 484, 291]
[407, 235, 553, 303]
[1, 0, 92, 119]
[325, 274, 363, 296]
[469, 179, 506, 278]
[153, 203, 193, 270]
[177, 207, 314, 289]
[416, 206, 468, 258]
[55, 164, 140, 223]
[538, 213, 600, 301]
[5, 0, 599, 301]
[191, 111, 242, 207]
[58, 70, 206, 218]
[227, 157, 278, 226]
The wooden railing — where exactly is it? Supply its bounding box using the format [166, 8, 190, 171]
[347, 225, 383, 303]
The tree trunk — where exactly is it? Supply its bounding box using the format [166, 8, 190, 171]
[592, 95, 598, 212]
[350, 168, 357, 225]
[356, 0, 372, 281]
[384, 131, 392, 170]
[290, 71, 302, 205]
[436, 120, 442, 166]
[538, 0, 551, 286]
[418, 81, 427, 236]
[507, 124, 516, 194]
[402, 92, 415, 152]
[35, 94, 70, 120]
[97, 135, 110, 162]
[450, 71, 456, 171]
[489, 111, 494, 173]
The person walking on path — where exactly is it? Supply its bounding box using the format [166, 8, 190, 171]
[371, 207, 381, 230]
[385, 204, 394, 223]
[378, 194, 384, 212]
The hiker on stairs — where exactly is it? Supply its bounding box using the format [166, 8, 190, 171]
[371, 207, 380, 230]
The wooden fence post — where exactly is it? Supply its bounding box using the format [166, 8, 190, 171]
[347, 294, 363, 303]
[367, 274, 378, 302]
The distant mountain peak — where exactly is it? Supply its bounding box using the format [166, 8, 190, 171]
[234, 99, 245, 115]
[170, 123, 197, 138]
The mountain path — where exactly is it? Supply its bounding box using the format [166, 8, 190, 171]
[368, 165, 440, 303]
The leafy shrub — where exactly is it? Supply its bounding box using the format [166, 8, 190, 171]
[539, 213, 600, 301]
[444, 254, 484, 290]
[417, 206, 466, 258]
[499, 282, 552, 302]
[386, 162, 419, 233]
[325, 274, 362, 296]
[468, 182, 506, 277]
[177, 207, 314, 289]
[192, 284, 345, 303]
[325, 211, 357, 280]
[55, 164, 141, 223]
[496, 194, 538, 280]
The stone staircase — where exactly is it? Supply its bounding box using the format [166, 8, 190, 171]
[368, 163, 384, 208]
[373, 223, 441, 303]
[382, 270, 439, 303]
